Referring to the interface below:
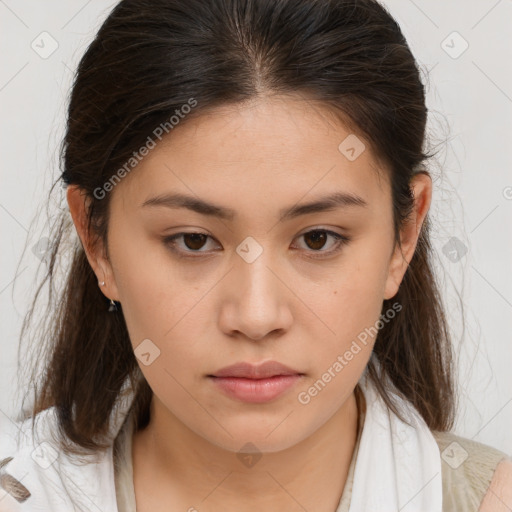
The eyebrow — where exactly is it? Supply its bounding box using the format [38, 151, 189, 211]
[141, 191, 368, 222]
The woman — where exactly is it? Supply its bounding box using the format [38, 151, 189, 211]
[1, 0, 510, 510]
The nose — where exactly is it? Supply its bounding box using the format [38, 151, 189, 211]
[217, 251, 293, 341]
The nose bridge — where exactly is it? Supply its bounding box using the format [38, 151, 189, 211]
[241, 250, 277, 298]
[220, 240, 292, 339]
[235, 234, 277, 291]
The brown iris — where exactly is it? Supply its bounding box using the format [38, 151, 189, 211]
[182, 233, 208, 250]
[303, 230, 327, 250]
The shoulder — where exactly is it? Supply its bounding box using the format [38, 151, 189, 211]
[479, 457, 512, 511]
[0, 408, 117, 511]
[431, 430, 511, 511]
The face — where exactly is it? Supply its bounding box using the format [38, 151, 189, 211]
[69, 94, 429, 454]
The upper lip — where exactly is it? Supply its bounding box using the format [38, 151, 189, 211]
[209, 361, 303, 379]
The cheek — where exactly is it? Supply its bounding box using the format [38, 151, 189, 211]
[323, 267, 388, 340]
[308, 246, 390, 374]
[108, 232, 215, 379]
[108, 227, 190, 338]
[296, 284, 381, 417]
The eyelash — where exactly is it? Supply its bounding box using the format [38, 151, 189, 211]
[162, 229, 351, 260]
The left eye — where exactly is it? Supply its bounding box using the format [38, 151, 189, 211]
[163, 229, 350, 258]
[292, 229, 349, 254]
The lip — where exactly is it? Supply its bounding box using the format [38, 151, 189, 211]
[209, 361, 302, 379]
[208, 361, 304, 403]
[209, 375, 303, 403]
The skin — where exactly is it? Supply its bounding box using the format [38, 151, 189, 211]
[480, 459, 512, 511]
[67, 94, 432, 512]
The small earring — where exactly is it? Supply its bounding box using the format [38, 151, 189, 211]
[99, 281, 105, 286]
[108, 298, 118, 312]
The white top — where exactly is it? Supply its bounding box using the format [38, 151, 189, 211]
[0, 407, 118, 512]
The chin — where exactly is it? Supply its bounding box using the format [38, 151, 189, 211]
[199, 423, 308, 455]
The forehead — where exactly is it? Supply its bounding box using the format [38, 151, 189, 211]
[112, 94, 390, 217]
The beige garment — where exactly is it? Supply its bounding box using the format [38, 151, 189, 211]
[113, 386, 508, 512]
[431, 430, 509, 512]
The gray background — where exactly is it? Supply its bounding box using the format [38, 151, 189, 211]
[1, 0, 511, 454]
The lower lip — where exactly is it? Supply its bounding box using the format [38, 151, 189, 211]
[208, 375, 302, 403]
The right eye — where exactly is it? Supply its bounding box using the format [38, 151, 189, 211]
[162, 232, 221, 257]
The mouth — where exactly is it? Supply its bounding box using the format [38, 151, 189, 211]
[208, 360, 303, 379]
[207, 361, 304, 403]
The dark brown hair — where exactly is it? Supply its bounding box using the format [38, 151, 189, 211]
[18, 0, 456, 456]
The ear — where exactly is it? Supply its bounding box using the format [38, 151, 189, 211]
[383, 172, 432, 300]
[66, 185, 120, 301]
